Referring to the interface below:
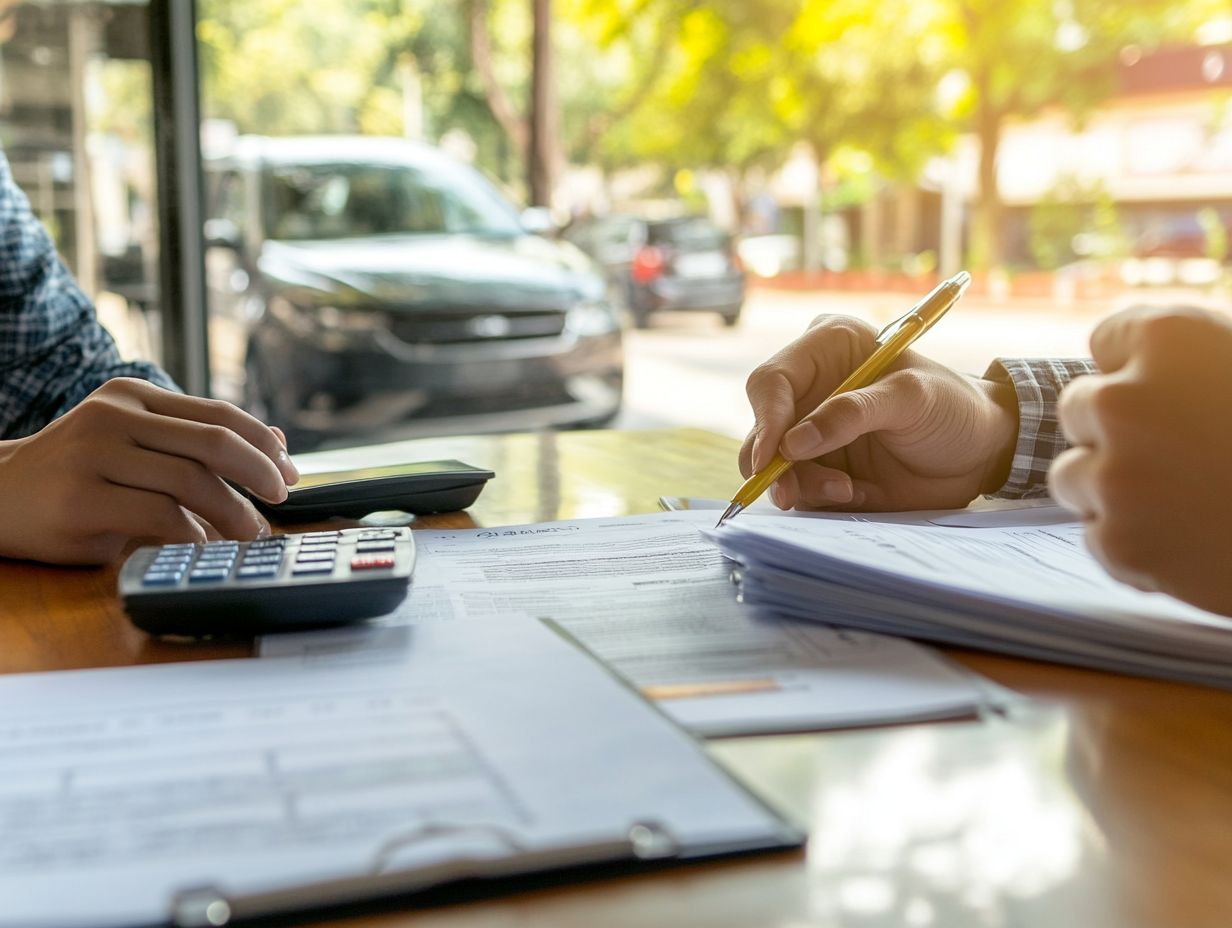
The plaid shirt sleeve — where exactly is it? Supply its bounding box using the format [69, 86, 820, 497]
[0, 148, 177, 440]
[982, 357, 1099, 498]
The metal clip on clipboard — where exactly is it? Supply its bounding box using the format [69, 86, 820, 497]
[169, 820, 681, 928]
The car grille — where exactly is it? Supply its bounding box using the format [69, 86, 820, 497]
[387, 310, 567, 345]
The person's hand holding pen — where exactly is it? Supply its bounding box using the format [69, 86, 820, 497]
[737, 280, 1020, 515]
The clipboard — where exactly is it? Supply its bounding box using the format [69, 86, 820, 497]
[170, 817, 803, 927]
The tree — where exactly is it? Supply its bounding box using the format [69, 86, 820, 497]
[941, 0, 1206, 271]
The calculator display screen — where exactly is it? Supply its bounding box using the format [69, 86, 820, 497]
[292, 461, 481, 490]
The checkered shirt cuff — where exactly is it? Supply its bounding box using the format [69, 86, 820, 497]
[983, 357, 1098, 499]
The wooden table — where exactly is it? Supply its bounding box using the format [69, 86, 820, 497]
[5, 428, 1231, 928]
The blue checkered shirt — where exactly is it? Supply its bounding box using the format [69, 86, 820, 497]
[0, 148, 176, 440]
[984, 357, 1098, 498]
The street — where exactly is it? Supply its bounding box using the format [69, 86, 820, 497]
[612, 285, 1110, 440]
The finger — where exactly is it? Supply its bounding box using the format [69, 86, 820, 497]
[791, 461, 855, 507]
[137, 387, 300, 485]
[746, 368, 802, 472]
[77, 483, 209, 546]
[124, 409, 290, 504]
[189, 511, 224, 542]
[769, 467, 800, 510]
[746, 317, 878, 471]
[1087, 305, 1209, 374]
[99, 446, 271, 541]
[1055, 374, 1105, 448]
[780, 373, 924, 461]
[1047, 447, 1100, 519]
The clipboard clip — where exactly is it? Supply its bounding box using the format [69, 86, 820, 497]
[169, 819, 678, 927]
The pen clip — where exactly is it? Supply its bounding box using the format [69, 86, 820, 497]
[873, 271, 969, 346]
[873, 310, 923, 346]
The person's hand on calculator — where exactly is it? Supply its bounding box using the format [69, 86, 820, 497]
[0, 378, 299, 565]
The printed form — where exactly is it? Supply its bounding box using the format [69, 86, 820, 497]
[263, 513, 1010, 735]
[0, 617, 790, 928]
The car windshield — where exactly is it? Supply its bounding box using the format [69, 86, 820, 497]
[648, 218, 728, 249]
[263, 162, 522, 240]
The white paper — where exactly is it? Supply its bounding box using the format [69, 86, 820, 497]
[0, 617, 787, 928]
[262, 513, 1010, 735]
[711, 514, 1232, 686]
[659, 495, 1069, 527]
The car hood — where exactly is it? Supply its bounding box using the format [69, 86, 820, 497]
[258, 234, 602, 310]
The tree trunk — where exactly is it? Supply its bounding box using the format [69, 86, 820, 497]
[528, 0, 553, 206]
[468, 0, 528, 160]
[972, 93, 1004, 272]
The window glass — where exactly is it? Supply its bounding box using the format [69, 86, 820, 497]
[0, 1, 160, 365]
[262, 162, 521, 241]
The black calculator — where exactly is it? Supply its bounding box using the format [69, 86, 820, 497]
[118, 528, 415, 637]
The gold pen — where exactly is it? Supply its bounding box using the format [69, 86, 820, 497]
[717, 270, 972, 527]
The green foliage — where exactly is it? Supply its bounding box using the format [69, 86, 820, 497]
[190, 0, 1221, 228]
[1198, 207, 1228, 263]
[1027, 175, 1124, 270]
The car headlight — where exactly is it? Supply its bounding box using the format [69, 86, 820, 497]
[269, 296, 387, 335]
[315, 304, 388, 332]
[565, 299, 618, 336]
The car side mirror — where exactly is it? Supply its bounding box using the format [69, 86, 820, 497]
[520, 207, 556, 236]
[204, 218, 243, 251]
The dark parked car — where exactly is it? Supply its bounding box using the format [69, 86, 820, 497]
[204, 136, 623, 449]
[563, 214, 745, 328]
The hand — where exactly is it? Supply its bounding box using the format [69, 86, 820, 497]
[740, 315, 1019, 511]
[1050, 306, 1232, 615]
[0, 378, 300, 565]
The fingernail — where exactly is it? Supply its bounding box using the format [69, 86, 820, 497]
[279, 448, 300, 482]
[782, 423, 824, 459]
[821, 479, 853, 503]
[256, 517, 271, 539]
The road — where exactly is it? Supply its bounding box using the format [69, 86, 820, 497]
[611, 285, 1107, 441]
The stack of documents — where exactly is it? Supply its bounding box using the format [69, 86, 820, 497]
[0, 616, 797, 928]
[709, 510, 1232, 688]
[262, 513, 1014, 736]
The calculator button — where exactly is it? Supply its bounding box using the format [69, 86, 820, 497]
[356, 541, 396, 553]
[351, 555, 396, 571]
[305, 531, 340, 539]
[188, 569, 230, 583]
[241, 553, 282, 566]
[141, 571, 182, 587]
[295, 550, 337, 563]
[292, 562, 334, 576]
[237, 565, 279, 579]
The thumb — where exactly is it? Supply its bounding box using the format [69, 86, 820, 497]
[780, 373, 922, 461]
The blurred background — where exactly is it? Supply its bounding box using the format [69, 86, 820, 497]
[1, 0, 1230, 448]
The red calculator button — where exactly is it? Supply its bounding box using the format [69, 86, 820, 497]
[351, 555, 396, 571]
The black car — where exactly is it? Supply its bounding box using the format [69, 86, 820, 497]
[563, 214, 745, 328]
[203, 136, 623, 449]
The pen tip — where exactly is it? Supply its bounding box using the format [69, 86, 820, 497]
[715, 502, 743, 528]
